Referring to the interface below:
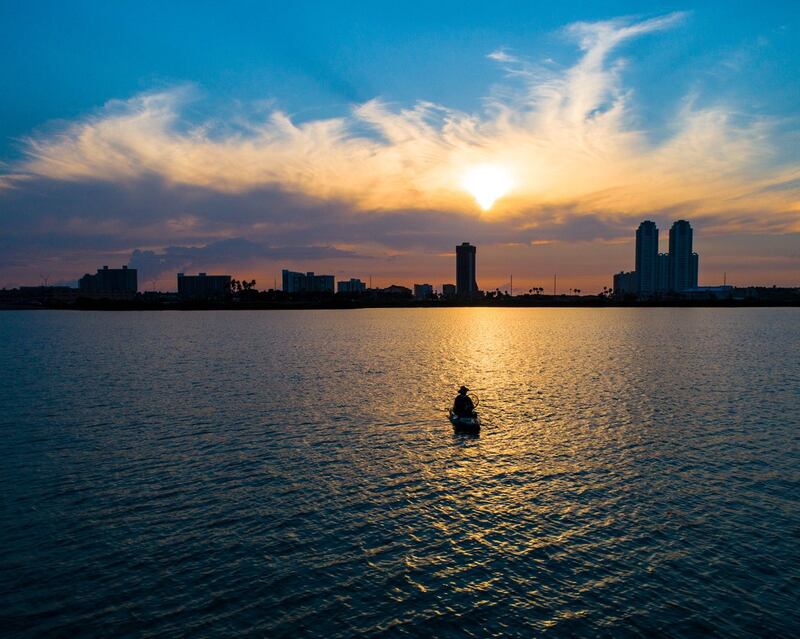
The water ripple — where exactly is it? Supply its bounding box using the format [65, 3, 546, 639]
[0, 308, 798, 637]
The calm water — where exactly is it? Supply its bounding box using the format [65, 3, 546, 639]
[1, 308, 798, 637]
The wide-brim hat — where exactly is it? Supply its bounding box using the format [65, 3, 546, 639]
[459, 385, 469, 393]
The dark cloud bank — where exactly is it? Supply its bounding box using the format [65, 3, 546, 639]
[1, 175, 795, 286]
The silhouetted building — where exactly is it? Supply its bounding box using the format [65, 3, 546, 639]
[79, 265, 137, 300]
[614, 219, 701, 298]
[380, 284, 413, 298]
[413, 283, 434, 300]
[635, 221, 659, 296]
[337, 278, 366, 294]
[177, 273, 231, 299]
[282, 270, 305, 293]
[613, 271, 636, 299]
[669, 220, 695, 292]
[441, 284, 456, 299]
[456, 242, 478, 298]
[656, 253, 670, 293]
[690, 252, 699, 289]
[282, 270, 334, 293]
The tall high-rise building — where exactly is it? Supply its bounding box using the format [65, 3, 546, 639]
[456, 243, 478, 298]
[690, 252, 699, 289]
[635, 221, 659, 296]
[656, 253, 670, 293]
[668, 220, 694, 292]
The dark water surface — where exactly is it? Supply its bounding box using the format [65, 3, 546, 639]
[1, 308, 798, 637]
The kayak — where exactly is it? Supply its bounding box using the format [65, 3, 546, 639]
[449, 410, 481, 433]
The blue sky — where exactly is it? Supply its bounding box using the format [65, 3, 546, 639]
[1, 1, 798, 289]
[3, 0, 798, 157]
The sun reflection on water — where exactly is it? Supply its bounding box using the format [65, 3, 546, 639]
[2, 308, 798, 636]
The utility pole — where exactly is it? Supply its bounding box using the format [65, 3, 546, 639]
[723, 271, 727, 286]
[553, 274, 557, 296]
[510, 274, 513, 297]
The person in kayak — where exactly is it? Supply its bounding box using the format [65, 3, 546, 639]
[453, 386, 476, 418]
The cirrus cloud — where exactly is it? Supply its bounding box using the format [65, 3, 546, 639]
[4, 11, 797, 230]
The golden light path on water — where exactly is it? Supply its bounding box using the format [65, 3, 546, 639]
[1, 308, 798, 636]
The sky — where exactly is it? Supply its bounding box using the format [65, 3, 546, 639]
[1, 1, 799, 292]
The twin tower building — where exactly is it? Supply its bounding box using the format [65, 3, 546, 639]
[624, 220, 699, 297]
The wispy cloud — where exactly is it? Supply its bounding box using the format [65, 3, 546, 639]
[5, 11, 798, 231]
[487, 48, 518, 63]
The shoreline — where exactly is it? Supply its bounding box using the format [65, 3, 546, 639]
[2, 298, 798, 311]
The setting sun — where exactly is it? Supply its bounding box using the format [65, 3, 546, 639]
[461, 164, 514, 211]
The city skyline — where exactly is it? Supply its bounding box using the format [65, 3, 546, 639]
[1, 3, 799, 291]
[26, 222, 746, 301]
[4, 221, 793, 298]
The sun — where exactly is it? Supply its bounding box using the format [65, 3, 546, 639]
[461, 164, 513, 211]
